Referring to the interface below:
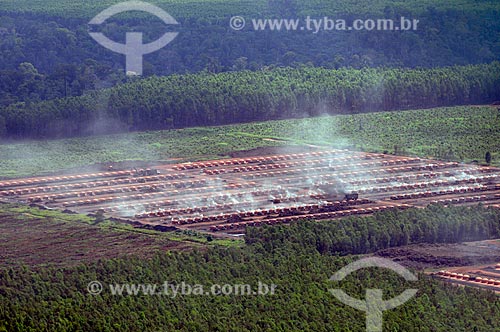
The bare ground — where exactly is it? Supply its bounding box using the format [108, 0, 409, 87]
[376, 240, 500, 270]
[0, 206, 193, 268]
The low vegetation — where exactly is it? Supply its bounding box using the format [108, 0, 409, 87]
[0, 203, 240, 267]
[0, 105, 498, 178]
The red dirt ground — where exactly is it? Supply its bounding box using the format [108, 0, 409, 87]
[0, 206, 193, 268]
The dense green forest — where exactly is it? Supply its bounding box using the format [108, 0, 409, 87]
[1, 63, 499, 139]
[0, 0, 499, 107]
[4, 0, 499, 18]
[1, 204, 500, 331]
[246, 204, 500, 255]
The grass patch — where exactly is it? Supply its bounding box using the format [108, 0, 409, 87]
[0, 106, 498, 179]
[0, 203, 242, 268]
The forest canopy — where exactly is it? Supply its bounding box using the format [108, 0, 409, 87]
[0, 0, 499, 107]
[1, 62, 498, 138]
[2, 204, 500, 331]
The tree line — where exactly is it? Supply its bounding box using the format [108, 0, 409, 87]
[246, 204, 500, 255]
[0, 62, 499, 138]
[0, 3, 499, 107]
